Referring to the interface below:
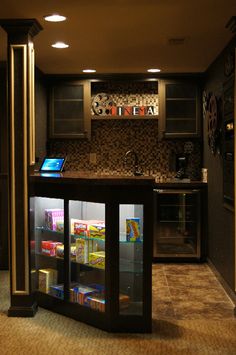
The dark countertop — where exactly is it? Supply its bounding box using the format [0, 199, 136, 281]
[30, 171, 155, 186]
[154, 181, 207, 189]
[30, 171, 207, 188]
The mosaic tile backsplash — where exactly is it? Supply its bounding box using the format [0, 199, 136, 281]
[48, 119, 202, 181]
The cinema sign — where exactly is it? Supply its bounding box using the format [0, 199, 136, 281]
[111, 105, 156, 116]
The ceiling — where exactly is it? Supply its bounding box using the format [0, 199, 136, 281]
[0, 0, 236, 74]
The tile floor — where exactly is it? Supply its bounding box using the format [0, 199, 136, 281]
[152, 263, 235, 320]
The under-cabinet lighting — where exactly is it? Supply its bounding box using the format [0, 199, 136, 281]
[52, 42, 69, 49]
[147, 68, 161, 73]
[83, 69, 96, 73]
[44, 14, 67, 22]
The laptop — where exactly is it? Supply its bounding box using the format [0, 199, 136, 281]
[39, 157, 66, 175]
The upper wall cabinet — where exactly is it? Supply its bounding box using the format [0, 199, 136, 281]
[49, 80, 91, 139]
[159, 79, 201, 139]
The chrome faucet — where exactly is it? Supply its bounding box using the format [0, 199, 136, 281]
[124, 150, 143, 176]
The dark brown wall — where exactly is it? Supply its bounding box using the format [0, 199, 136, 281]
[35, 68, 47, 162]
[0, 61, 8, 269]
[203, 36, 236, 291]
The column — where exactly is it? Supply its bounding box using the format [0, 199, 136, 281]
[0, 19, 42, 316]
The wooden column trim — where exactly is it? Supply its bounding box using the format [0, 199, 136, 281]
[10, 44, 29, 294]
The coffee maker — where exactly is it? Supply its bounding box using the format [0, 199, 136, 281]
[175, 154, 188, 179]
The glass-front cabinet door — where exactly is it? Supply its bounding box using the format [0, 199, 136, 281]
[69, 201, 105, 312]
[153, 189, 201, 259]
[30, 197, 65, 299]
[119, 204, 144, 316]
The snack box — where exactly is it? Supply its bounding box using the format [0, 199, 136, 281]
[45, 209, 64, 231]
[38, 268, 58, 294]
[89, 251, 105, 269]
[86, 294, 105, 312]
[119, 293, 130, 309]
[41, 240, 63, 257]
[126, 217, 141, 242]
[56, 244, 76, 259]
[70, 284, 97, 305]
[89, 223, 105, 240]
[75, 239, 89, 264]
[56, 220, 64, 233]
[50, 284, 64, 299]
[71, 219, 104, 237]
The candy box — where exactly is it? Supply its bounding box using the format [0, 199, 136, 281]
[89, 223, 105, 240]
[71, 219, 105, 237]
[75, 239, 89, 264]
[38, 268, 58, 294]
[56, 220, 64, 232]
[119, 293, 130, 310]
[89, 251, 105, 269]
[45, 209, 64, 231]
[73, 220, 89, 237]
[87, 294, 105, 312]
[126, 217, 141, 242]
[70, 284, 97, 305]
[41, 240, 63, 257]
[56, 244, 76, 259]
[50, 284, 64, 299]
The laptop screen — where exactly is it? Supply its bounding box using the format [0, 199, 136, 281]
[39, 157, 66, 172]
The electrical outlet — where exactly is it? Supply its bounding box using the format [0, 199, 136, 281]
[89, 153, 97, 164]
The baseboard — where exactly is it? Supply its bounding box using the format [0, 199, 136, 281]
[8, 302, 38, 317]
[207, 258, 236, 307]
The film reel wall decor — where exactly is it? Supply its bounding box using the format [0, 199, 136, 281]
[206, 93, 222, 155]
[92, 93, 114, 115]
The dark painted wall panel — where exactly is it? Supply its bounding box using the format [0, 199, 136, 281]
[203, 36, 236, 291]
[35, 68, 47, 161]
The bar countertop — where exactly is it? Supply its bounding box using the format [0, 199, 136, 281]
[30, 171, 207, 188]
[30, 171, 155, 186]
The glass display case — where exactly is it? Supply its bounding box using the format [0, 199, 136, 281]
[29, 177, 153, 333]
[153, 189, 201, 259]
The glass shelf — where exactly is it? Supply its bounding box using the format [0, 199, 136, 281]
[36, 226, 63, 234]
[159, 220, 196, 223]
[36, 227, 106, 243]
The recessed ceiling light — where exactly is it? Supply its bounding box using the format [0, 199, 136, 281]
[52, 42, 69, 49]
[44, 14, 67, 22]
[82, 69, 96, 73]
[147, 68, 161, 73]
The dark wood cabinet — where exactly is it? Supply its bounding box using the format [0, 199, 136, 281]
[159, 79, 201, 139]
[153, 185, 207, 262]
[49, 80, 91, 139]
